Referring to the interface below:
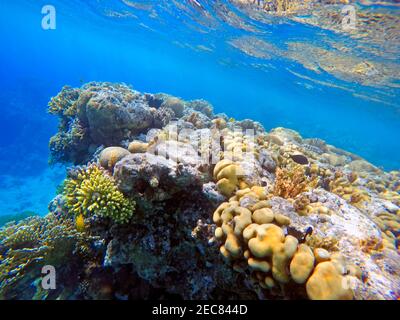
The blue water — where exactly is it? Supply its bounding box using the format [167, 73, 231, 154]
[0, 0, 399, 216]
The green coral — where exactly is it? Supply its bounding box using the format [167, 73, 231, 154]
[63, 164, 135, 224]
[0, 215, 87, 299]
[49, 119, 89, 164]
[48, 85, 80, 116]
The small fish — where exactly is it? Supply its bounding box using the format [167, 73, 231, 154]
[290, 153, 309, 165]
[189, 0, 204, 10]
[304, 226, 313, 238]
[302, 144, 324, 155]
[228, 117, 235, 123]
[76, 214, 85, 232]
[286, 225, 313, 243]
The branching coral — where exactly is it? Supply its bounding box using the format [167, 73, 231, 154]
[63, 164, 135, 224]
[0, 215, 88, 299]
[273, 165, 318, 199]
[49, 119, 90, 164]
[48, 86, 80, 116]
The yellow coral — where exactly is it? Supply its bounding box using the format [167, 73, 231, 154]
[294, 194, 332, 216]
[290, 244, 315, 284]
[63, 164, 135, 224]
[306, 261, 353, 300]
[213, 160, 245, 197]
[271, 235, 298, 283]
[75, 214, 85, 232]
[252, 208, 274, 224]
[313, 248, 331, 263]
[247, 224, 285, 258]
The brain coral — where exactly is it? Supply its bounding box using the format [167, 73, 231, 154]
[63, 164, 135, 224]
[99, 147, 130, 171]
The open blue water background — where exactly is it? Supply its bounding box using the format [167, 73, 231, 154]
[0, 0, 399, 217]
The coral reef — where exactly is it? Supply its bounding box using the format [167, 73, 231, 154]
[2, 82, 399, 300]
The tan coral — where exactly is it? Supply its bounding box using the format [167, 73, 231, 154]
[212, 117, 227, 130]
[273, 213, 291, 226]
[290, 244, 315, 284]
[224, 233, 242, 258]
[252, 208, 274, 224]
[251, 200, 271, 212]
[329, 171, 370, 208]
[216, 178, 237, 198]
[214, 159, 245, 197]
[271, 235, 298, 283]
[313, 248, 331, 263]
[248, 257, 271, 273]
[247, 224, 285, 258]
[99, 147, 130, 171]
[128, 140, 148, 153]
[274, 165, 318, 199]
[306, 261, 353, 300]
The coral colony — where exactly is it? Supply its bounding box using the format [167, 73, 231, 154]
[0, 82, 399, 300]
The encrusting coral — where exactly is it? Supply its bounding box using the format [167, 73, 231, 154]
[63, 164, 135, 224]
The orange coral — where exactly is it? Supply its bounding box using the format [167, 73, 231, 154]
[273, 166, 318, 199]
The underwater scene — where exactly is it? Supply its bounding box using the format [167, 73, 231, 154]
[0, 0, 399, 301]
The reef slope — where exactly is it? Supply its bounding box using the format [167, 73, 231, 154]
[0, 82, 399, 300]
